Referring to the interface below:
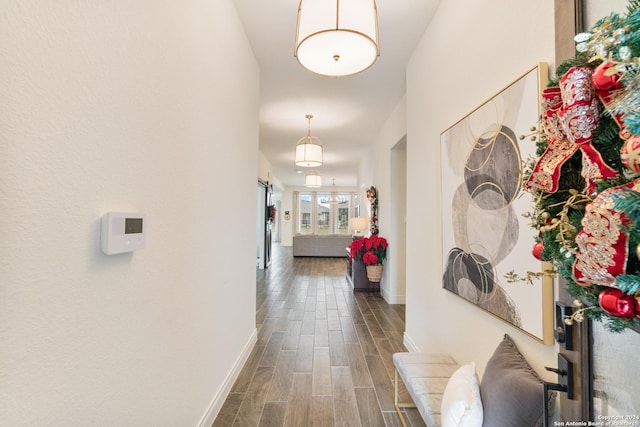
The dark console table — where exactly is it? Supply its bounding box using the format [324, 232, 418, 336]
[346, 248, 378, 293]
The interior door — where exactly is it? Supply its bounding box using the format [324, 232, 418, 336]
[552, 1, 590, 421]
[264, 182, 272, 268]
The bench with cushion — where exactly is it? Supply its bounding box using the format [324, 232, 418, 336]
[393, 334, 553, 427]
[393, 352, 464, 426]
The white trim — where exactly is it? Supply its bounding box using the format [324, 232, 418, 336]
[402, 332, 420, 353]
[198, 328, 258, 427]
[380, 287, 406, 304]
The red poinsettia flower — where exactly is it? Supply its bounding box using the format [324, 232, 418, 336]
[349, 235, 388, 265]
[369, 235, 388, 250]
[349, 238, 365, 261]
[364, 238, 373, 251]
[362, 251, 378, 266]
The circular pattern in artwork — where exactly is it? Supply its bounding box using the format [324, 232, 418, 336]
[464, 125, 521, 210]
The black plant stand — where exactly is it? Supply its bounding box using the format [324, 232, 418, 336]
[366, 280, 381, 300]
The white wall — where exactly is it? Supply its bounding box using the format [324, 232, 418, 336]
[258, 150, 277, 185]
[361, 98, 408, 303]
[404, 0, 559, 378]
[584, 0, 627, 27]
[390, 136, 407, 304]
[0, 1, 259, 425]
[279, 188, 295, 246]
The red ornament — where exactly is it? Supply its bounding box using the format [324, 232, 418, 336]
[592, 62, 622, 91]
[532, 242, 545, 261]
[598, 288, 640, 318]
[621, 135, 640, 174]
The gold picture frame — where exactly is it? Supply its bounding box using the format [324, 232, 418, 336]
[440, 63, 554, 344]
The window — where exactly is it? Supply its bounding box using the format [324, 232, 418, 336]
[336, 194, 351, 234]
[316, 194, 330, 235]
[295, 191, 354, 235]
[298, 193, 312, 234]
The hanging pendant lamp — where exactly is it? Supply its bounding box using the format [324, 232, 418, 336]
[305, 170, 322, 188]
[294, 0, 380, 77]
[295, 114, 323, 167]
[321, 179, 347, 204]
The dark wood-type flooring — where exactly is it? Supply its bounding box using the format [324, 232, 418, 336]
[212, 244, 425, 427]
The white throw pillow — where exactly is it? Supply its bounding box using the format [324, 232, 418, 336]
[441, 362, 483, 427]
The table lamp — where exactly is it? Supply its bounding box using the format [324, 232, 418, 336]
[349, 217, 369, 240]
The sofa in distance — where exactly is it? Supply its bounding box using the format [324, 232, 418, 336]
[292, 234, 352, 257]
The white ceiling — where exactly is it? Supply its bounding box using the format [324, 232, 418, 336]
[233, 0, 441, 189]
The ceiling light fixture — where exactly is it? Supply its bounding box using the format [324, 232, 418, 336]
[294, 0, 380, 77]
[321, 179, 347, 204]
[295, 114, 323, 167]
[305, 170, 322, 188]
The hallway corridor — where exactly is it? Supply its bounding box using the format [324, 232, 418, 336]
[212, 244, 423, 426]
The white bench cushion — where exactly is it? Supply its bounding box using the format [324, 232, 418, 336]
[393, 352, 460, 426]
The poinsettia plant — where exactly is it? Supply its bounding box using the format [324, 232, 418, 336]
[349, 235, 388, 265]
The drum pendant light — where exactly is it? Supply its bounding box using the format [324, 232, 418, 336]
[294, 0, 380, 77]
[295, 114, 323, 167]
[305, 170, 322, 188]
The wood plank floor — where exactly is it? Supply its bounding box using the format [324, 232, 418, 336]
[212, 244, 426, 427]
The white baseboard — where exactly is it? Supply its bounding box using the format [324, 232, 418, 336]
[380, 288, 406, 304]
[403, 332, 420, 353]
[198, 328, 258, 427]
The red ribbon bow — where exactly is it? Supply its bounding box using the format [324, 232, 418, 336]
[526, 67, 618, 193]
[573, 180, 640, 288]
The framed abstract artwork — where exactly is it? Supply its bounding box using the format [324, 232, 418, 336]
[440, 63, 554, 344]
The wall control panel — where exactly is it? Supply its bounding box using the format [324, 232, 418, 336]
[101, 212, 145, 255]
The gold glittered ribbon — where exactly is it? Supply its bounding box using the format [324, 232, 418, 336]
[526, 67, 618, 193]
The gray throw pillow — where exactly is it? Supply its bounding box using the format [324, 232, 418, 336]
[480, 334, 549, 427]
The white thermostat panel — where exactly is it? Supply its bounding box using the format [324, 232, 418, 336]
[101, 212, 146, 255]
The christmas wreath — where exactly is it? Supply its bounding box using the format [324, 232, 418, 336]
[524, 0, 640, 331]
